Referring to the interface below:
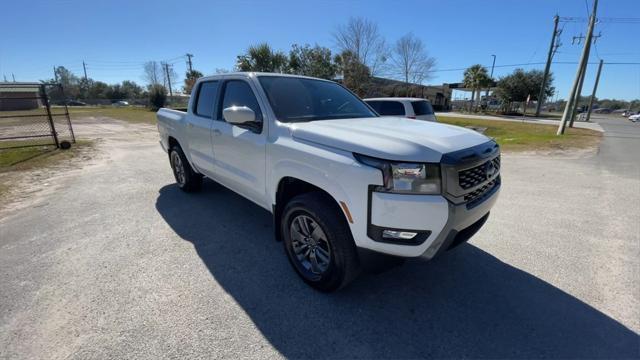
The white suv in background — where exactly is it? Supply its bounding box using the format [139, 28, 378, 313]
[364, 97, 438, 122]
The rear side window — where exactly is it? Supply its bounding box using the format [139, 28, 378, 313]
[366, 101, 405, 116]
[195, 81, 219, 118]
[411, 100, 434, 115]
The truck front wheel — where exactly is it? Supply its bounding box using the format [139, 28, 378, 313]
[281, 192, 360, 292]
[169, 145, 202, 192]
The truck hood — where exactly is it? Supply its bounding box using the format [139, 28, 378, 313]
[290, 116, 491, 162]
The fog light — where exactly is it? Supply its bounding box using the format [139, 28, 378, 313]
[382, 230, 417, 240]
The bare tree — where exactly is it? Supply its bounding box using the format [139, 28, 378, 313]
[391, 33, 436, 90]
[333, 17, 388, 76]
[143, 61, 163, 86]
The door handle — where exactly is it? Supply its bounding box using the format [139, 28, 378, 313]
[212, 129, 222, 136]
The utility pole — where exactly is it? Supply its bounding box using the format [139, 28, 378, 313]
[569, 35, 602, 127]
[569, 62, 588, 127]
[584, 59, 604, 123]
[53, 66, 58, 82]
[12, 73, 15, 82]
[485, 54, 496, 98]
[164, 63, 173, 97]
[161, 62, 167, 88]
[186, 53, 194, 73]
[536, 14, 560, 117]
[82, 61, 88, 82]
[557, 0, 597, 135]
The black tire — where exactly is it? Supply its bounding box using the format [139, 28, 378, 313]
[169, 145, 202, 192]
[281, 192, 360, 292]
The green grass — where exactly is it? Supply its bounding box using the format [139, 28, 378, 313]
[0, 140, 92, 172]
[0, 140, 92, 203]
[0, 144, 54, 169]
[439, 116, 601, 151]
[67, 106, 158, 123]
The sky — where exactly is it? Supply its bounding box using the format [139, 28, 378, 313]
[1, 0, 639, 100]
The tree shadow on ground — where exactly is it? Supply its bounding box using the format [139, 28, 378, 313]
[156, 180, 638, 359]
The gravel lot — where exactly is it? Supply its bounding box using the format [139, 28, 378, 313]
[1, 115, 638, 359]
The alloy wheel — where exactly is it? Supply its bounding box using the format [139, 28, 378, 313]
[289, 214, 332, 275]
[171, 151, 186, 186]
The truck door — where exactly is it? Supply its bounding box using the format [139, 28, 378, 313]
[210, 78, 268, 208]
[186, 80, 219, 176]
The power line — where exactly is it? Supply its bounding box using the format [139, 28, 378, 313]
[430, 60, 640, 74]
[593, 42, 602, 60]
[584, 0, 590, 17]
[560, 16, 640, 23]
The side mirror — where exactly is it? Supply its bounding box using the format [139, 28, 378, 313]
[223, 106, 256, 125]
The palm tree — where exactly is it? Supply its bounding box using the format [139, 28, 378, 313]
[463, 64, 491, 112]
[236, 43, 289, 73]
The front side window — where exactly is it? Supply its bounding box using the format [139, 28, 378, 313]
[366, 101, 405, 116]
[411, 100, 434, 115]
[258, 76, 377, 122]
[220, 80, 263, 123]
[195, 81, 219, 118]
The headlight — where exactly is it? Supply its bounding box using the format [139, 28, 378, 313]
[354, 153, 441, 194]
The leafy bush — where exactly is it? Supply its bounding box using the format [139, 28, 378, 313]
[148, 85, 167, 110]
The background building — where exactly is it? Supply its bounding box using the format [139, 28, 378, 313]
[0, 83, 41, 111]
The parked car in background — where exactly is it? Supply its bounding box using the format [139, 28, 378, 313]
[113, 100, 129, 107]
[364, 97, 438, 122]
[628, 113, 640, 122]
[157, 73, 500, 291]
[66, 100, 87, 106]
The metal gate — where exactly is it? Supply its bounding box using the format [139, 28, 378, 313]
[0, 82, 76, 149]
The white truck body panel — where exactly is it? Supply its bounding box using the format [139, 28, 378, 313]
[290, 116, 488, 163]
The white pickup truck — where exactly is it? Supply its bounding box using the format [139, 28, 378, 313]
[157, 72, 500, 291]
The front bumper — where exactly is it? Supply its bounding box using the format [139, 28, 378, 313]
[421, 183, 499, 259]
[363, 183, 499, 258]
[360, 141, 501, 258]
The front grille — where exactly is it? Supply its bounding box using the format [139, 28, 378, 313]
[464, 176, 500, 209]
[458, 156, 501, 190]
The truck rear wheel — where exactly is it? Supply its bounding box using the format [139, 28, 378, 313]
[281, 192, 360, 292]
[169, 145, 202, 192]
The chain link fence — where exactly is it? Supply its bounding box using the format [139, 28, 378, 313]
[51, 96, 188, 107]
[0, 83, 76, 150]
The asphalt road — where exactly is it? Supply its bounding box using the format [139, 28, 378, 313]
[1, 116, 638, 359]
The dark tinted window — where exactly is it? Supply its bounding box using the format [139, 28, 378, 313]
[411, 100, 434, 115]
[258, 76, 377, 122]
[195, 81, 219, 118]
[220, 80, 263, 123]
[366, 100, 405, 116]
[365, 101, 383, 114]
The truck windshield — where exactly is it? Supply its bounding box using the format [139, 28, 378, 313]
[258, 76, 377, 122]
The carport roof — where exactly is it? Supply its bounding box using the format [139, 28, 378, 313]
[0, 82, 41, 92]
